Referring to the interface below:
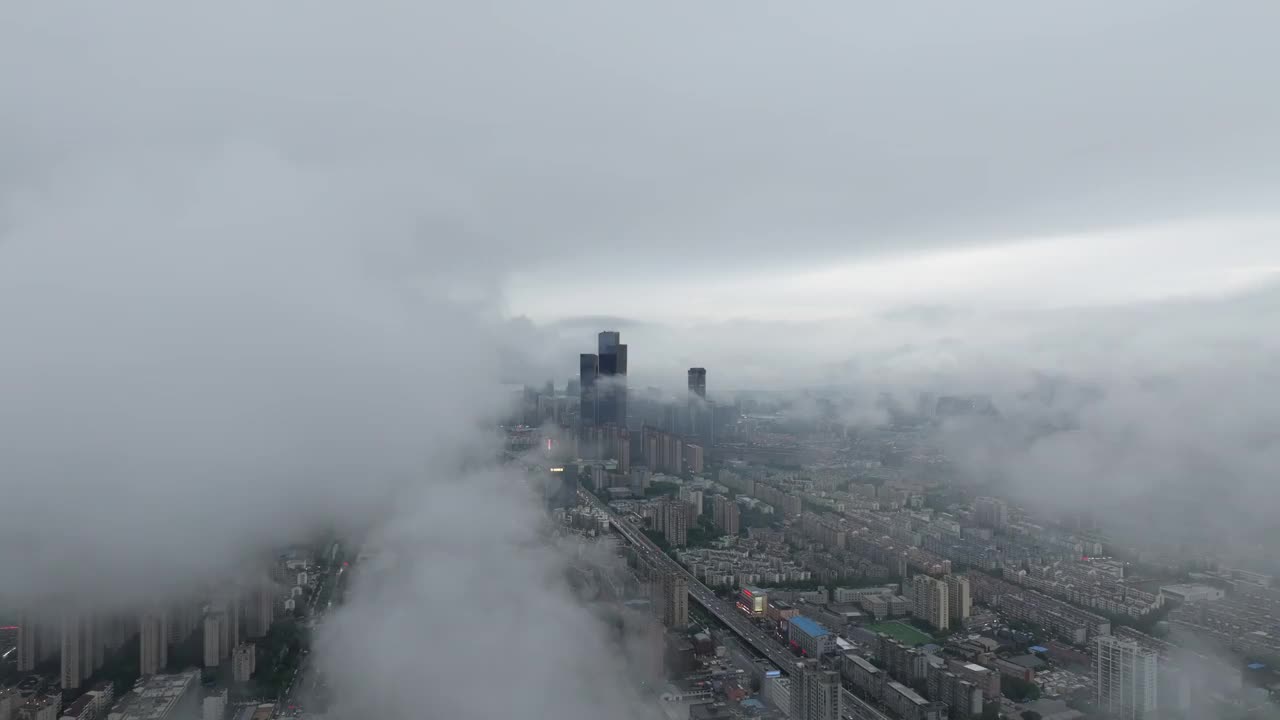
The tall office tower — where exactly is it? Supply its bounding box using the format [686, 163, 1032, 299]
[1096, 636, 1158, 719]
[60, 614, 83, 690]
[579, 353, 599, 428]
[596, 331, 628, 427]
[203, 614, 222, 668]
[791, 659, 842, 720]
[660, 572, 688, 628]
[139, 611, 169, 676]
[945, 575, 972, 622]
[974, 497, 1009, 530]
[16, 615, 36, 672]
[911, 575, 950, 631]
[687, 368, 706, 398]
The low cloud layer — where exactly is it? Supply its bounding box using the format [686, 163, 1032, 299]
[0, 145, 511, 609]
[316, 469, 662, 720]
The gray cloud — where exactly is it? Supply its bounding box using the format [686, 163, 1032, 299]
[0, 144, 512, 609]
[5, 1, 1279, 282]
[315, 470, 661, 720]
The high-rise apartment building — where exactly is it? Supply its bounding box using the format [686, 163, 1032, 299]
[139, 611, 169, 676]
[60, 614, 84, 691]
[660, 572, 689, 628]
[232, 643, 256, 683]
[654, 500, 688, 547]
[684, 444, 705, 474]
[90, 615, 104, 672]
[215, 603, 232, 661]
[713, 495, 741, 536]
[945, 575, 972, 623]
[974, 497, 1009, 530]
[167, 602, 191, 647]
[790, 659, 841, 720]
[203, 614, 223, 668]
[228, 597, 241, 655]
[16, 616, 36, 672]
[911, 575, 950, 631]
[678, 487, 704, 516]
[37, 621, 59, 663]
[641, 427, 685, 474]
[81, 615, 97, 679]
[245, 585, 274, 639]
[1096, 636, 1158, 719]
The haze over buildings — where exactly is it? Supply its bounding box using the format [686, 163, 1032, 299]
[0, 2, 1278, 720]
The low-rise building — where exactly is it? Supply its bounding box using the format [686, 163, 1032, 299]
[1160, 584, 1225, 604]
[16, 694, 59, 720]
[788, 616, 835, 658]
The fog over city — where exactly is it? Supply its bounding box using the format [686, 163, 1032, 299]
[2, 2, 1279, 719]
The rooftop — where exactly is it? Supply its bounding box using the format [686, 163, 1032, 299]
[1008, 655, 1046, 670]
[789, 616, 829, 638]
[886, 680, 928, 705]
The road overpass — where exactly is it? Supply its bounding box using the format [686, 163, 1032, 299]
[579, 486, 895, 720]
[578, 487, 801, 672]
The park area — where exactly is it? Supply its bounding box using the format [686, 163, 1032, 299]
[866, 620, 933, 647]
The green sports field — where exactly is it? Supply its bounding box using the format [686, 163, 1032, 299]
[866, 620, 933, 647]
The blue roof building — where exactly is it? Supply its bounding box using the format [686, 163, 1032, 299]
[788, 616, 835, 657]
[790, 616, 829, 638]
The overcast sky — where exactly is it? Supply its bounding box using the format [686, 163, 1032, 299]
[5, 1, 1278, 328]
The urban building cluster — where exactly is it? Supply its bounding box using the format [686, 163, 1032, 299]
[1, 547, 334, 720]
[520, 330, 1279, 720]
[1166, 569, 1280, 658]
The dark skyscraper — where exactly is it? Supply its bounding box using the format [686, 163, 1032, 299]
[579, 353, 599, 428]
[596, 331, 628, 427]
[687, 368, 706, 398]
[687, 367, 714, 447]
